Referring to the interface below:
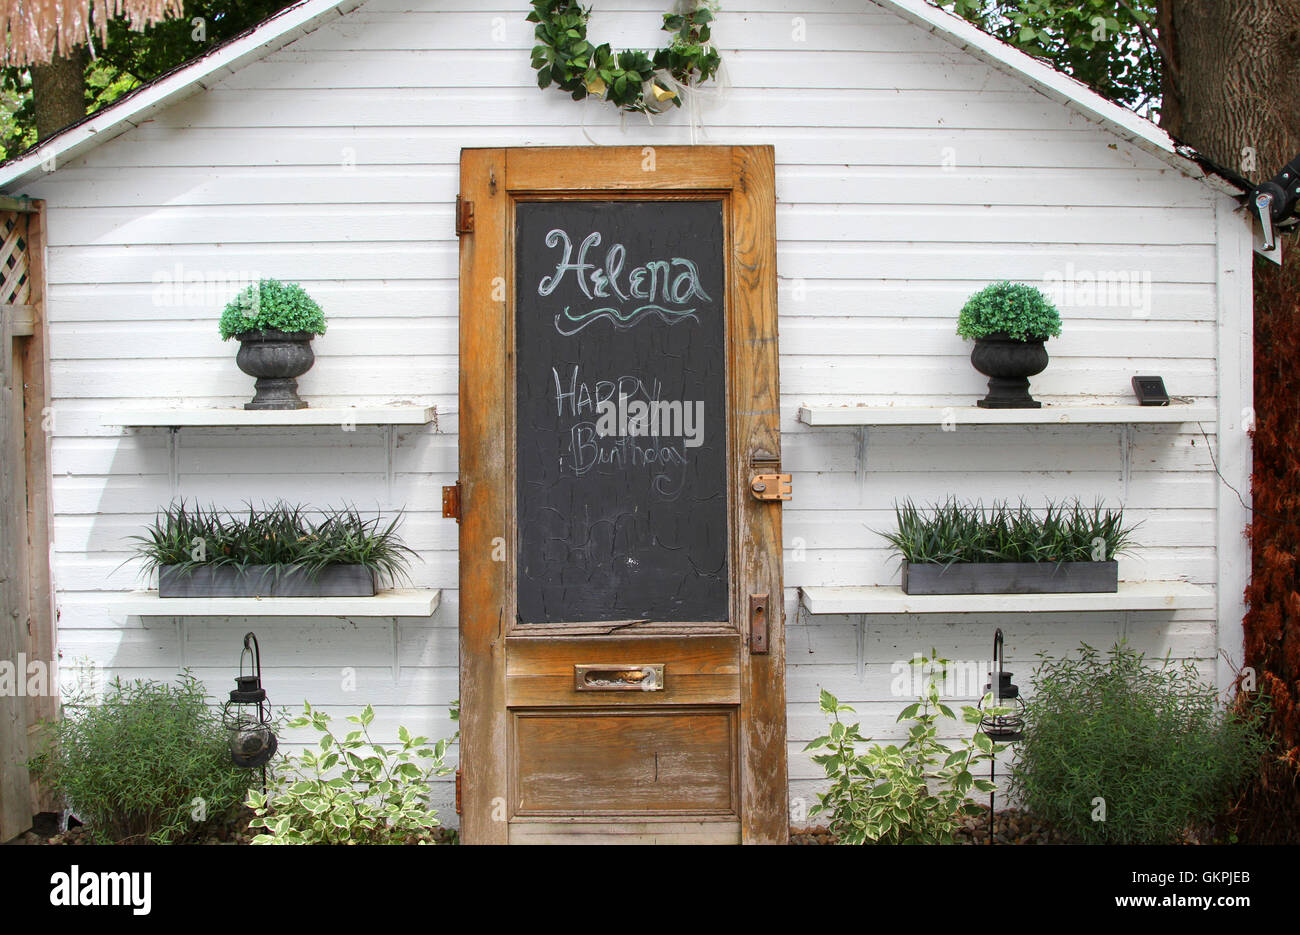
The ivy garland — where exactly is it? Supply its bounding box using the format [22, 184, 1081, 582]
[527, 0, 722, 114]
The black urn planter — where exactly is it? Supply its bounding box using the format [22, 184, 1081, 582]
[970, 333, 1049, 409]
[235, 329, 315, 410]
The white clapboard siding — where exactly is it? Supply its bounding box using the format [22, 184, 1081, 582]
[7, 0, 1252, 828]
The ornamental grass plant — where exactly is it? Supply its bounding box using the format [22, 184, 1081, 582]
[129, 501, 417, 587]
[880, 498, 1135, 566]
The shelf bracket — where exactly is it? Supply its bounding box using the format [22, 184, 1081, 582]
[1120, 424, 1132, 503]
[168, 427, 181, 499]
[391, 616, 401, 683]
[385, 425, 396, 508]
[856, 427, 869, 497]
[855, 614, 866, 681]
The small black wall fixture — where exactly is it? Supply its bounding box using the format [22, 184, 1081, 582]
[222, 632, 278, 776]
[977, 628, 1027, 844]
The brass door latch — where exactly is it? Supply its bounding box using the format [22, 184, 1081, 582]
[749, 473, 792, 501]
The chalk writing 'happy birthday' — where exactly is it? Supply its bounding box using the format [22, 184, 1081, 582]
[538, 228, 711, 335]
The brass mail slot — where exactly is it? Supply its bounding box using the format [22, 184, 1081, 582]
[574, 664, 665, 692]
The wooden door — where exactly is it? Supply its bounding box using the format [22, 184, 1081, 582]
[456, 146, 786, 844]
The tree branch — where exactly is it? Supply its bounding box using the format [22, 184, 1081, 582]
[1114, 0, 1179, 77]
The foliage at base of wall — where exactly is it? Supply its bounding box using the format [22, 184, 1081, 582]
[246, 702, 456, 845]
[1241, 254, 1300, 843]
[805, 652, 1006, 845]
[1010, 643, 1271, 845]
[27, 674, 257, 844]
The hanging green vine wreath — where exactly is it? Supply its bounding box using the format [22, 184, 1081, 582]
[527, 1, 722, 114]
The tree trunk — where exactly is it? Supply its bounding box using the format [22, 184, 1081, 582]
[1159, 0, 1300, 843]
[30, 47, 87, 141]
[1160, 0, 1300, 172]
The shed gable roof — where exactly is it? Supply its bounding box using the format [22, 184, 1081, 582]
[0, 0, 1244, 194]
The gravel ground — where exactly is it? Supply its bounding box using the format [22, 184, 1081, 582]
[791, 805, 1072, 845]
[13, 808, 457, 845]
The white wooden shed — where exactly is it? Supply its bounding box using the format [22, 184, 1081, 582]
[0, 0, 1254, 841]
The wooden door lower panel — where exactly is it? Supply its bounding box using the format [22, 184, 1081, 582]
[511, 707, 739, 818]
[509, 819, 741, 845]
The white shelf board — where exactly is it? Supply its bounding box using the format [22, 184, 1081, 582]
[103, 405, 436, 427]
[799, 581, 1213, 615]
[797, 404, 1217, 427]
[107, 588, 440, 617]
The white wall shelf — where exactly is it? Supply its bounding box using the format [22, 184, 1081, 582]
[799, 581, 1213, 615]
[107, 588, 440, 617]
[798, 404, 1217, 427]
[103, 405, 437, 428]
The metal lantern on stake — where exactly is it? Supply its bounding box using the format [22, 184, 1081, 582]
[977, 628, 1026, 843]
[222, 632, 277, 771]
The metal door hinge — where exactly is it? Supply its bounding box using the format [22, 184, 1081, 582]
[442, 482, 461, 522]
[749, 593, 770, 654]
[750, 473, 791, 501]
[455, 196, 474, 235]
[455, 769, 463, 815]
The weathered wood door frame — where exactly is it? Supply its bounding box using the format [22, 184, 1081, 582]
[457, 146, 786, 844]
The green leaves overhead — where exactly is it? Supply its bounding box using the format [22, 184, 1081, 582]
[932, 0, 1162, 114]
[527, 0, 722, 113]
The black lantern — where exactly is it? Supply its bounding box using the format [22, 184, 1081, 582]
[977, 628, 1026, 843]
[978, 629, 1026, 742]
[221, 632, 277, 769]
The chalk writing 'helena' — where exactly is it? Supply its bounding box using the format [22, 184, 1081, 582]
[538, 228, 711, 307]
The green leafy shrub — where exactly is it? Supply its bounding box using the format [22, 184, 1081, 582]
[957, 280, 1062, 341]
[1010, 642, 1271, 844]
[880, 498, 1135, 566]
[129, 500, 417, 587]
[219, 278, 326, 340]
[247, 702, 455, 845]
[805, 652, 1008, 844]
[28, 674, 255, 844]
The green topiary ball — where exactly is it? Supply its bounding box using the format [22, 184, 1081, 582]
[219, 279, 327, 340]
[956, 281, 1062, 342]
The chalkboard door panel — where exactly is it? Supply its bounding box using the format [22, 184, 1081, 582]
[515, 200, 729, 624]
[457, 146, 786, 845]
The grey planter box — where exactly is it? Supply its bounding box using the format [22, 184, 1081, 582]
[901, 560, 1118, 595]
[158, 564, 376, 598]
